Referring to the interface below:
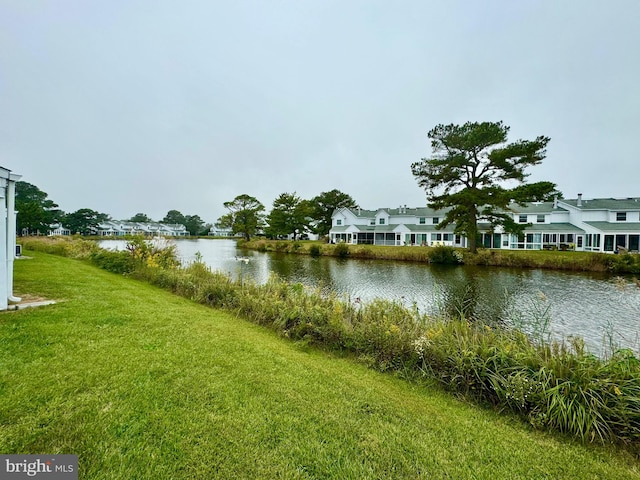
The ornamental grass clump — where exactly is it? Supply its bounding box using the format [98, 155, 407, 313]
[413, 322, 640, 445]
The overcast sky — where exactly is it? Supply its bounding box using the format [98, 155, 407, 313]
[2, 1, 639, 223]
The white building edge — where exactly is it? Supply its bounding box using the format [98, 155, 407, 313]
[329, 195, 640, 253]
[1, 166, 21, 310]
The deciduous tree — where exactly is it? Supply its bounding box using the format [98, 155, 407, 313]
[63, 208, 109, 235]
[15, 181, 63, 235]
[222, 194, 265, 241]
[411, 121, 558, 253]
[310, 189, 358, 238]
[130, 213, 153, 223]
[184, 214, 205, 236]
[162, 210, 186, 225]
[265, 192, 312, 240]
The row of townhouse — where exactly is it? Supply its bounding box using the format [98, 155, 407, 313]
[329, 195, 640, 254]
[49, 221, 189, 237]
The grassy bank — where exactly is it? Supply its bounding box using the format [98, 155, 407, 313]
[3, 251, 640, 478]
[15, 237, 640, 448]
[241, 238, 640, 273]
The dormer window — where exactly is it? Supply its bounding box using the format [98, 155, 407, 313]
[537, 215, 545, 223]
[379, 218, 385, 225]
[616, 212, 627, 221]
[336, 219, 342, 226]
[419, 217, 426, 224]
[370, 219, 375, 225]
[432, 217, 439, 224]
[519, 215, 527, 223]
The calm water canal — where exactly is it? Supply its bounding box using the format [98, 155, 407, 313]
[100, 239, 640, 355]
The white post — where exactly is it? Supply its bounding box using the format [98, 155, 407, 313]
[7, 174, 20, 302]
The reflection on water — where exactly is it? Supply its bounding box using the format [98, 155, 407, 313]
[100, 238, 640, 355]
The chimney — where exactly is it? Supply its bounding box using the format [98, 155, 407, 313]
[577, 193, 582, 207]
[553, 194, 558, 209]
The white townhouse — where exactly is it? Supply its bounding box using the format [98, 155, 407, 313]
[208, 226, 235, 237]
[1, 166, 21, 310]
[330, 206, 466, 248]
[92, 221, 189, 237]
[558, 195, 640, 253]
[329, 195, 640, 253]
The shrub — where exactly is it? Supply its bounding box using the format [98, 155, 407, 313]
[89, 250, 135, 274]
[334, 242, 349, 258]
[428, 246, 461, 265]
[125, 236, 179, 269]
[309, 245, 321, 257]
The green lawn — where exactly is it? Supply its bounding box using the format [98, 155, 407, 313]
[2, 252, 639, 479]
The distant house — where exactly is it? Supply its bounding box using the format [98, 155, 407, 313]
[208, 226, 235, 237]
[329, 195, 640, 253]
[94, 221, 189, 237]
[1, 166, 21, 310]
[48, 223, 71, 236]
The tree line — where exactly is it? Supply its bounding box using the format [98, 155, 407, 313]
[217, 189, 357, 241]
[15, 181, 358, 240]
[16, 182, 211, 236]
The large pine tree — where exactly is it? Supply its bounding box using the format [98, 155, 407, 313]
[411, 121, 558, 253]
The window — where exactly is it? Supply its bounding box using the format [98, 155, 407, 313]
[431, 233, 442, 241]
[419, 217, 426, 224]
[432, 217, 439, 224]
[536, 215, 545, 223]
[379, 218, 385, 225]
[443, 233, 453, 241]
[616, 212, 627, 221]
[604, 235, 614, 252]
[336, 219, 342, 226]
[518, 215, 527, 223]
[370, 219, 375, 225]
